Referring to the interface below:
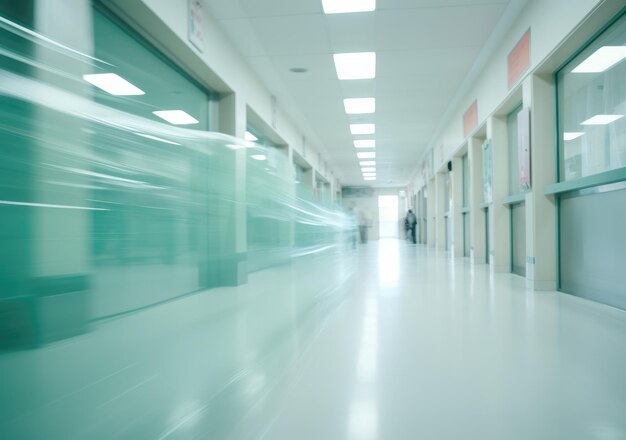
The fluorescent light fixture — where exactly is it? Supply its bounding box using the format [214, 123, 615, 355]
[251, 154, 267, 161]
[360, 161, 376, 166]
[134, 132, 180, 145]
[363, 173, 376, 177]
[245, 131, 258, 141]
[83, 73, 145, 96]
[364, 177, 376, 181]
[581, 114, 624, 125]
[572, 46, 626, 73]
[333, 52, 376, 80]
[357, 151, 375, 159]
[354, 139, 375, 148]
[153, 110, 199, 125]
[361, 167, 376, 172]
[563, 132, 584, 141]
[344, 98, 375, 114]
[350, 124, 375, 135]
[322, 0, 375, 14]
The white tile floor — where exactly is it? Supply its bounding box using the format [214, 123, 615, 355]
[232, 239, 626, 440]
[2, 239, 625, 439]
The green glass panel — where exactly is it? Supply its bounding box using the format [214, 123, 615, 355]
[0, 5, 352, 439]
[556, 14, 626, 182]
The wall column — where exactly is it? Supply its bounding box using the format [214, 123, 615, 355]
[487, 115, 510, 272]
[427, 177, 435, 247]
[468, 136, 486, 264]
[451, 156, 464, 257]
[523, 74, 557, 291]
[216, 93, 248, 285]
[435, 171, 446, 250]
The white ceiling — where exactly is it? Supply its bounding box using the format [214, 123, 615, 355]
[205, 0, 511, 187]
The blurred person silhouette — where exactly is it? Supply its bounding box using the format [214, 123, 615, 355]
[405, 209, 417, 244]
[358, 210, 369, 244]
[347, 207, 358, 249]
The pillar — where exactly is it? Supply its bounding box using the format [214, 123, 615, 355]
[468, 136, 486, 264]
[487, 115, 510, 272]
[523, 74, 557, 291]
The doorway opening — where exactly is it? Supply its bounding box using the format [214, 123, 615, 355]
[378, 195, 399, 238]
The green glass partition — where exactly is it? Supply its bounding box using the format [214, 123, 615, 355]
[0, 3, 352, 439]
[556, 11, 626, 309]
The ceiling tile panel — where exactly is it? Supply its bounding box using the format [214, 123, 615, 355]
[239, 0, 323, 17]
[204, 0, 247, 20]
[218, 18, 267, 57]
[325, 13, 377, 53]
[376, 47, 480, 76]
[249, 15, 331, 55]
[376, 4, 507, 50]
[267, 54, 338, 81]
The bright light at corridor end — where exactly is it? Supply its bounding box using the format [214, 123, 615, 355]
[83, 73, 144, 96]
[344, 98, 375, 114]
[322, 0, 375, 14]
[153, 110, 199, 125]
[334, 52, 376, 80]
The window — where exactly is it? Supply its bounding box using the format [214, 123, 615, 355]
[557, 13, 626, 181]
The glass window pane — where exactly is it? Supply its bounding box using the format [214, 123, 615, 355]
[93, 9, 210, 130]
[557, 14, 626, 181]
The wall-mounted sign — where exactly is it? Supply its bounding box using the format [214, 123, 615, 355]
[508, 29, 530, 89]
[517, 107, 531, 191]
[482, 140, 492, 204]
[188, 0, 204, 52]
[463, 100, 478, 138]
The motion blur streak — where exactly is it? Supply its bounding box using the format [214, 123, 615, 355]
[0, 8, 355, 440]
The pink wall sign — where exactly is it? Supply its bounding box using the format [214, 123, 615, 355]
[463, 100, 478, 138]
[508, 29, 530, 89]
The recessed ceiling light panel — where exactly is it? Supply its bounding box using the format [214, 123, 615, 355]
[333, 52, 376, 80]
[322, 0, 375, 14]
[363, 173, 376, 177]
[344, 98, 375, 114]
[83, 73, 144, 95]
[350, 124, 375, 135]
[364, 177, 376, 181]
[357, 151, 375, 159]
[354, 139, 375, 148]
[360, 161, 376, 166]
[153, 110, 199, 125]
[572, 46, 626, 73]
[361, 167, 376, 172]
